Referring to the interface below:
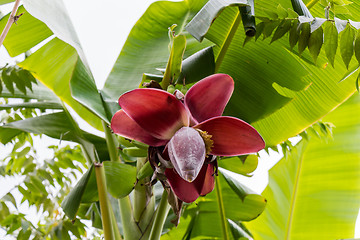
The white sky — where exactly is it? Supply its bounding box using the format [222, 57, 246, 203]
[0, 0, 359, 238]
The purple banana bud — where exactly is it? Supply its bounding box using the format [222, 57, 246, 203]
[167, 127, 206, 182]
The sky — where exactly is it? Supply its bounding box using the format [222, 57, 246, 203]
[0, 0, 359, 238]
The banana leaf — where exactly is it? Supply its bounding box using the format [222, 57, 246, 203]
[102, 0, 358, 148]
[246, 93, 360, 239]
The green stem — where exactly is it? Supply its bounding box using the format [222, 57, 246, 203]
[149, 191, 170, 240]
[306, 0, 319, 9]
[102, 121, 140, 239]
[102, 121, 122, 239]
[215, 176, 230, 240]
[95, 163, 115, 240]
[102, 121, 120, 163]
[139, 195, 155, 239]
[134, 158, 151, 221]
[119, 197, 142, 240]
[215, 9, 242, 73]
[110, 208, 123, 240]
[134, 158, 155, 239]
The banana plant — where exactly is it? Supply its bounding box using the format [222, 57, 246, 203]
[0, 0, 360, 239]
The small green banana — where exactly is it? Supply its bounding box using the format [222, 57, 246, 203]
[123, 147, 148, 157]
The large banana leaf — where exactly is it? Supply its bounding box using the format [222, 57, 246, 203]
[0, 111, 109, 160]
[0, 2, 107, 130]
[246, 93, 360, 239]
[103, 0, 358, 147]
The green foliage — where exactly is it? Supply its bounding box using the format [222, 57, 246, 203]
[0, 4, 105, 130]
[0, 143, 93, 239]
[62, 161, 137, 222]
[0, 5, 53, 57]
[246, 93, 360, 239]
[102, 0, 212, 114]
[1, 0, 360, 238]
[185, 0, 249, 42]
[246, 8, 360, 69]
[0, 66, 36, 95]
[218, 155, 258, 177]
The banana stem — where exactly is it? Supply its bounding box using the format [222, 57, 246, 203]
[149, 190, 170, 240]
[102, 120, 141, 239]
[134, 157, 155, 239]
[215, 176, 230, 240]
[118, 197, 142, 240]
[95, 163, 115, 240]
[102, 121, 120, 163]
[134, 158, 151, 221]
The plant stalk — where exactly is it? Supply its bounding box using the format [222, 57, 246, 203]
[149, 190, 170, 240]
[110, 207, 123, 240]
[102, 121, 140, 239]
[134, 158, 152, 222]
[134, 157, 155, 239]
[118, 197, 142, 240]
[215, 9, 242, 73]
[0, 0, 21, 48]
[215, 176, 230, 240]
[95, 163, 115, 240]
[102, 120, 120, 163]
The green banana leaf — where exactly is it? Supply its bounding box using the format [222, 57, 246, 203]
[62, 165, 94, 219]
[246, 93, 360, 239]
[0, 101, 62, 110]
[219, 155, 258, 176]
[21, 0, 109, 124]
[0, 3, 107, 130]
[0, 6, 52, 57]
[0, 111, 109, 160]
[103, 0, 358, 148]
